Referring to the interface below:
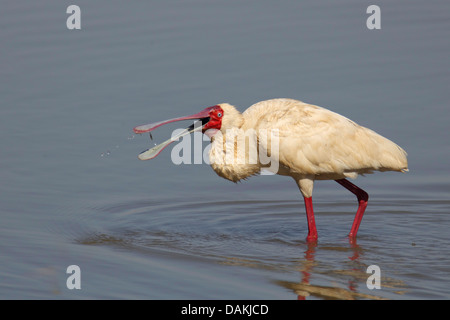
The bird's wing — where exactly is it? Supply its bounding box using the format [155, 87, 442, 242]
[245, 99, 407, 177]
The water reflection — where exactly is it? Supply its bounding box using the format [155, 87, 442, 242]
[74, 198, 409, 299]
[278, 238, 405, 300]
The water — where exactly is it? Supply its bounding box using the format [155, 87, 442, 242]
[1, 0, 450, 299]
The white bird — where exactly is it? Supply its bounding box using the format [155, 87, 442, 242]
[134, 98, 408, 242]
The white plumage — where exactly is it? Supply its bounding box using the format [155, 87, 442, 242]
[209, 99, 407, 191]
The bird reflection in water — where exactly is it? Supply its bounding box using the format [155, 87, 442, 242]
[279, 238, 403, 300]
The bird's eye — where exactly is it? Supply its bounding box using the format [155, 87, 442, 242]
[217, 112, 222, 117]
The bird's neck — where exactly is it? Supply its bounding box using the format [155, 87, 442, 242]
[208, 126, 261, 183]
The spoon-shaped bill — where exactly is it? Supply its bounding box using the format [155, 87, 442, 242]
[138, 124, 201, 160]
[133, 106, 214, 134]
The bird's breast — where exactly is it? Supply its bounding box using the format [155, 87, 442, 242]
[208, 129, 261, 182]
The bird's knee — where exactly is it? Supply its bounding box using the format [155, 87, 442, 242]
[358, 190, 369, 202]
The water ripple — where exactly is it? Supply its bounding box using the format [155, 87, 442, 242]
[63, 196, 450, 299]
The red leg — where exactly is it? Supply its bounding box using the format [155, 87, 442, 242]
[335, 179, 369, 238]
[303, 196, 318, 242]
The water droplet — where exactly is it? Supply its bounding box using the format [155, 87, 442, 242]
[100, 150, 112, 157]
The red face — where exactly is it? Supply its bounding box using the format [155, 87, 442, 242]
[202, 105, 223, 132]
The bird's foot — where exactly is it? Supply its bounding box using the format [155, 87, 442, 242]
[347, 234, 358, 246]
[306, 233, 318, 243]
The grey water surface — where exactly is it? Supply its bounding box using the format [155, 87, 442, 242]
[1, 0, 449, 299]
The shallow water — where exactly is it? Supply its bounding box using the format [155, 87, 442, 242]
[1, 0, 450, 299]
